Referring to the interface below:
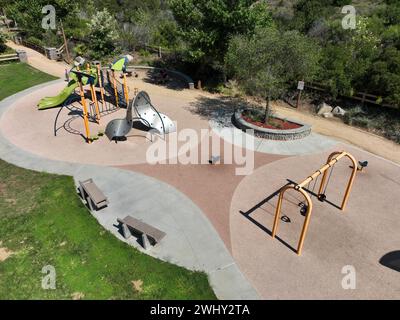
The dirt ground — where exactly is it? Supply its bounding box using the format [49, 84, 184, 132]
[272, 101, 400, 164]
[0, 242, 13, 262]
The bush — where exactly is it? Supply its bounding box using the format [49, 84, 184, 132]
[342, 106, 365, 125]
[73, 43, 88, 58]
[351, 116, 373, 129]
[26, 36, 44, 47]
[0, 31, 8, 53]
[87, 8, 119, 59]
[384, 124, 400, 144]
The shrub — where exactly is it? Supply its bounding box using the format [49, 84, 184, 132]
[0, 31, 7, 53]
[342, 106, 365, 125]
[26, 36, 44, 47]
[87, 9, 119, 59]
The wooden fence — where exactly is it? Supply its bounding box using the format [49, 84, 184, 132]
[306, 82, 397, 109]
[20, 39, 46, 56]
[0, 53, 19, 62]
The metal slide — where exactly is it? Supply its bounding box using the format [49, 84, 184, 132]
[105, 91, 176, 141]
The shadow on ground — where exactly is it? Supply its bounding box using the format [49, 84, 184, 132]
[188, 95, 260, 126]
[142, 69, 187, 91]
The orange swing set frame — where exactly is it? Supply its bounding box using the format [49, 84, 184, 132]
[271, 151, 358, 256]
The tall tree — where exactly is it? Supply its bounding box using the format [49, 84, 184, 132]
[226, 27, 321, 121]
[168, 0, 273, 65]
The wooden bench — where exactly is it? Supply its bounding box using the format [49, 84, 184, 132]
[117, 215, 166, 250]
[78, 179, 108, 211]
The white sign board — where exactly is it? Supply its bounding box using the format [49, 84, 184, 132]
[297, 81, 305, 91]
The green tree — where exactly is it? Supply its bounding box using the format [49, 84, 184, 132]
[226, 27, 320, 121]
[168, 0, 273, 65]
[369, 47, 400, 106]
[4, 0, 80, 40]
[86, 8, 119, 59]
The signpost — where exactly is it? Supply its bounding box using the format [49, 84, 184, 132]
[296, 80, 305, 108]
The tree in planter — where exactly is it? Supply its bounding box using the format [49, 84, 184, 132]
[226, 27, 320, 123]
[87, 8, 119, 59]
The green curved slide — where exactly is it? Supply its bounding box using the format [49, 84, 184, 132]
[37, 79, 79, 110]
[37, 68, 98, 110]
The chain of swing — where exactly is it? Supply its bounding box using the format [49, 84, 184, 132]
[300, 163, 335, 215]
[282, 162, 336, 220]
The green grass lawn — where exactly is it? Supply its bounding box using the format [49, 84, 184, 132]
[0, 63, 57, 101]
[0, 62, 216, 299]
[0, 161, 215, 299]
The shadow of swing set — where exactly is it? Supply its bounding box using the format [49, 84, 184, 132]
[271, 151, 358, 256]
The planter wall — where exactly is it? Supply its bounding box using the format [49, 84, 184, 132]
[233, 110, 312, 141]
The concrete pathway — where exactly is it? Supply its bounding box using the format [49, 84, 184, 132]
[210, 119, 338, 156]
[0, 82, 259, 300]
[7, 40, 68, 78]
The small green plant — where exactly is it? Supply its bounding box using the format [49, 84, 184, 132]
[73, 43, 88, 57]
[26, 36, 43, 47]
[88, 135, 99, 142]
[269, 118, 283, 129]
[243, 109, 264, 122]
[138, 49, 151, 57]
[342, 106, 365, 125]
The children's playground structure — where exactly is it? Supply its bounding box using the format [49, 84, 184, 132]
[271, 151, 357, 255]
[37, 55, 176, 143]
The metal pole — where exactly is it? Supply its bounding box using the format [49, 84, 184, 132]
[272, 185, 313, 255]
[78, 79, 91, 143]
[317, 151, 357, 211]
[60, 20, 71, 64]
[86, 64, 100, 122]
[96, 65, 106, 111]
[123, 73, 129, 105]
[296, 188, 313, 255]
[340, 153, 358, 210]
[296, 89, 302, 109]
[112, 70, 119, 108]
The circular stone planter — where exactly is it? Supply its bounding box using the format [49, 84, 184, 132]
[233, 110, 312, 141]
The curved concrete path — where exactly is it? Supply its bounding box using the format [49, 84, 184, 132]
[0, 82, 259, 300]
[210, 119, 338, 156]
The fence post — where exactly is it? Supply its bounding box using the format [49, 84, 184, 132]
[45, 47, 57, 60]
[16, 50, 28, 63]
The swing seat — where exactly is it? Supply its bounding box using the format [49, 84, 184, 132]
[357, 161, 368, 171]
